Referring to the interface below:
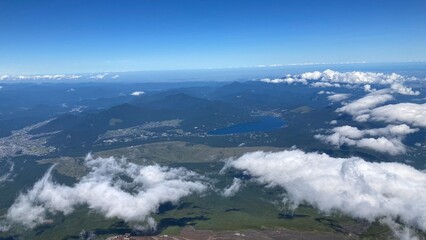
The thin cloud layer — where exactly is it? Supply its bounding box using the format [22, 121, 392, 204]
[0, 161, 14, 183]
[0, 73, 120, 82]
[6, 155, 207, 229]
[327, 93, 351, 102]
[0, 74, 82, 81]
[226, 150, 426, 232]
[315, 124, 418, 155]
[221, 178, 242, 197]
[260, 77, 308, 85]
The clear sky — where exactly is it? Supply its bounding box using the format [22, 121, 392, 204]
[1, 0, 425, 75]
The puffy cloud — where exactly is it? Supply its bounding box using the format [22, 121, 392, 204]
[327, 93, 350, 102]
[369, 103, 426, 128]
[221, 178, 242, 197]
[301, 71, 322, 80]
[355, 137, 408, 155]
[315, 124, 418, 155]
[363, 84, 376, 92]
[390, 83, 419, 96]
[225, 149, 426, 232]
[336, 90, 393, 121]
[6, 155, 207, 229]
[131, 91, 145, 96]
[261, 70, 419, 95]
[304, 69, 410, 85]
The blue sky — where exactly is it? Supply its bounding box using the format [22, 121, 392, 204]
[0, 0, 425, 75]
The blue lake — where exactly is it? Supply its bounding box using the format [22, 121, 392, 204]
[209, 116, 285, 135]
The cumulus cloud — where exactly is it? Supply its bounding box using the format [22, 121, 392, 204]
[221, 178, 242, 197]
[336, 90, 393, 121]
[6, 155, 207, 229]
[304, 69, 411, 85]
[363, 84, 375, 92]
[301, 71, 322, 80]
[315, 124, 418, 155]
[260, 70, 419, 95]
[369, 103, 426, 128]
[327, 93, 350, 102]
[225, 149, 426, 232]
[131, 91, 145, 96]
[390, 83, 419, 96]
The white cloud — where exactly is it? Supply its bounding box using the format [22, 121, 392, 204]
[363, 84, 376, 92]
[131, 91, 145, 96]
[301, 71, 322, 80]
[336, 90, 393, 120]
[89, 73, 108, 79]
[6, 155, 207, 229]
[355, 137, 408, 155]
[380, 217, 421, 240]
[225, 149, 426, 232]
[310, 82, 342, 88]
[0, 75, 82, 81]
[0, 161, 14, 183]
[261, 70, 419, 95]
[0, 223, 10, 232]
[390, 83, 419, 96]
[327, 93, 350, 102]
[260, 77, 308, 85]
[221, 178, 242, 197]
[315, 124, 418, 155]
[305, 69, 411, 85]
[369, 103, 426, 128]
